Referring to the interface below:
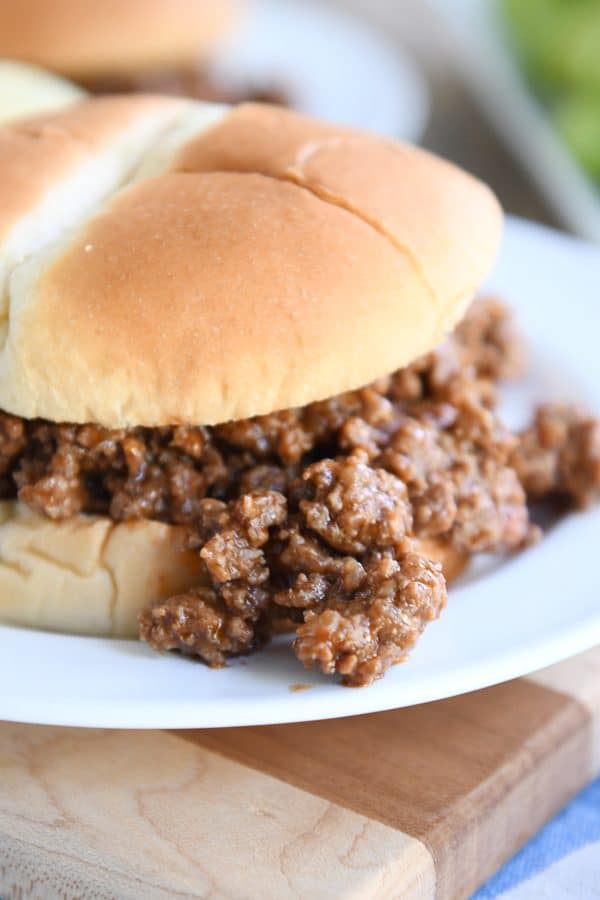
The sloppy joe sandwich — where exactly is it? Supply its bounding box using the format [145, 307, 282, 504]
[0, 97, 598, 685]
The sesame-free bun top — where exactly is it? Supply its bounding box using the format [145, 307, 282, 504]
[0, 98, 503, 428]
[0, 0, 236, 77]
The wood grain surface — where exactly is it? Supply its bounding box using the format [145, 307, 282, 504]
[190, 674, 594, 898]
[0, 725, 435, 900]
[1, 647, 599, 900]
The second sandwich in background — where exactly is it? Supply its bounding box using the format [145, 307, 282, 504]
[0, 0, 287, 104]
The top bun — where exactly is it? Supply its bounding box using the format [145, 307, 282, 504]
[0, 0, 236, 77]
[0, 98, 502, 428]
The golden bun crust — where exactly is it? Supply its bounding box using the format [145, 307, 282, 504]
[0, 0, 236, 77]
[0, 95, 185, 247]
[0, 99, 502, 427]
[0, 502, 204, 637]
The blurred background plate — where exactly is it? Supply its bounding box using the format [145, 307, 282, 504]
[428, 0, 600, 242]
[210, 0, 429, 139]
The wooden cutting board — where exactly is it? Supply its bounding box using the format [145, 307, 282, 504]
[0, 647, 599, 900]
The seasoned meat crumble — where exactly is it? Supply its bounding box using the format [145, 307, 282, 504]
[0, 297, 598, 684]
[80, 66, 289, 107]
[511, 404, 600, 509]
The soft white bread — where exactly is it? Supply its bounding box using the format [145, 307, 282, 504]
[0, 0, 236, 78]
[0, 502, 203, 636]
[0, 99, 502, 427]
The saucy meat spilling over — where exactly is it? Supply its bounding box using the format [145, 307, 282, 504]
[0, 297, 598, 684]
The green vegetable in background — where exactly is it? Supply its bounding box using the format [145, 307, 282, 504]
[503, 0, 600, 92]
[554, 94, 600, 180]
[502, 0, 600, 182]
[502, 0, 567, 93]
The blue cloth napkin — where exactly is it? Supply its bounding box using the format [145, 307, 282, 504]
[474, 777, 600, 898]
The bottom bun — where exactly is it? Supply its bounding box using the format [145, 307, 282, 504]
[419, 537, 469, 583]
[0, 504, 469, 640]
[0, 502, 203, 637]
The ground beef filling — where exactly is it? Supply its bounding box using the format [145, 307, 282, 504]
[0, 297, 598, 684]
[79, 66, 289, 107]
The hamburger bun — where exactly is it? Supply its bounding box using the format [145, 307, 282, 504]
[419, 538, 469, 584]
[0, 98, 502, 428]
[0, 0, 236, 79]
[0, 502, 203, 636]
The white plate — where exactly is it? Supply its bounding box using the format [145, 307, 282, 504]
[1, 217, 600, 729]
[428, 0, 600, 242]
[210, 0, 429, 140]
